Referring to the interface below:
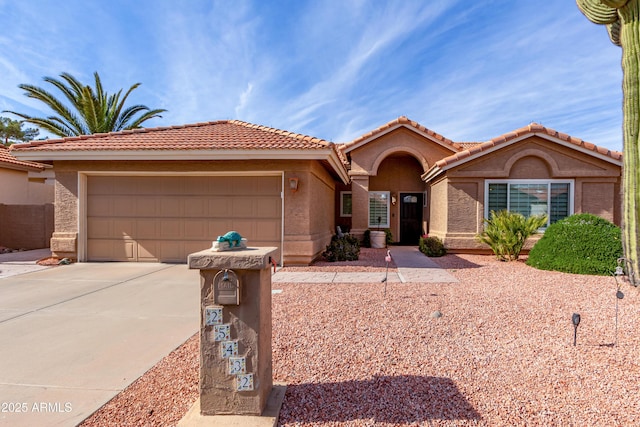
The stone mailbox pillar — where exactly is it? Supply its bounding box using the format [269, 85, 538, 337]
[188, 246, 277, 416]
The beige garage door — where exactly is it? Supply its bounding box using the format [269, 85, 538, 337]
[86, 175, 282, 262]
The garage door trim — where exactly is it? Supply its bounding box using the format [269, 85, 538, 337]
[78, 171, 285, 262]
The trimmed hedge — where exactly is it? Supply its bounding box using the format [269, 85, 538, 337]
[526, 213, 622, 275]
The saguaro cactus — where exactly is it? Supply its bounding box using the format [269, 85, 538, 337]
[577, 0, 639, 285]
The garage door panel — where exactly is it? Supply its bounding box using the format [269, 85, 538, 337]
[208, 220, 234, 237]
[184, 220, 207, 238]
[231, 199, 255, 217]
[87, 175, 281, 262]
[137, 241, 159, 262]
[208, 198, 232, 217]
[88, 218, 112, 239]
[157, 241, 184, 262]
[160, 220, 183, 238]
[88, 176, 115, 195]
[135, 177, 163, 195]
[255, 197, 280, 217]
[111, 196, 137, 216]
[160, 198, 183, 216]
[136, 198, 159, 216]
[113, 219, 135, 238]
[229, 220, 255, 238]
[231, 177, 255, 195]
[185, 241, 211, 256]
[88, 196, 112, 216]
[185, 198, 209, 216]
[160, 177, 185, 194]
[136, 220, 159, 239]
[209, 177, 233, 195]
[88, 239, 135, 261]
[254, 220, 280, 240]
[257, 176, 281, 194]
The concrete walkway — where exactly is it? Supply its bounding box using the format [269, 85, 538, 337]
[0, 258, 199, 427]
[0, 248, 52, 279]
[272, 246, 458, 284]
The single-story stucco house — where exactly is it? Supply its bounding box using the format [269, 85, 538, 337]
[10, 116, 622, 265]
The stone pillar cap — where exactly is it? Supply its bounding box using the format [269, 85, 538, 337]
[188, 247, 278, 270]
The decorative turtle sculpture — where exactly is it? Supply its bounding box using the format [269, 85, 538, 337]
[217, 231, 243, 248]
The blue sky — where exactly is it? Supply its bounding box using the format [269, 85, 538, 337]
[0, 0, 624, 151]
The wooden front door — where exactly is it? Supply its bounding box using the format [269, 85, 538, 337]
[399, 193, 423, 245]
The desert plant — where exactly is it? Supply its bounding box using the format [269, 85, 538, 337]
[576, 1, 640, 284]
[476, 210, 547, 261]
[419, 235, 446, 257]
[526, 213, 622, 275]
[322, 233, 360, 262]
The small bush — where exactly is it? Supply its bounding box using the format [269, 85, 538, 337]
[526, 213, 622, 275]
[476, 210, 547, 261]
[419, 235, 446, 257]
[384, 228, 393, 245]
[322, 233, 360, 262]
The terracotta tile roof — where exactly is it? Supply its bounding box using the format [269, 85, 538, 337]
[0, 145, 46, 171]
[432, 123, 622, 170]
[11, 120, 342, 155]
[456, 142, 482, 150]
[340, 116, 462, 152]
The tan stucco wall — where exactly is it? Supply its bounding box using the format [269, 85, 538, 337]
[283, 161, 336, 265]
[50, 160, 336, 264]
[430, 136, 622, 252]
[0, 168, 54, 205]
[428, 177, 448, 238]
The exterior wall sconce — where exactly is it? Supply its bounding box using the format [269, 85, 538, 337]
[289, 177, 299, 192]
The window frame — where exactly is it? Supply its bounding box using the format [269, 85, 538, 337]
[340, 191, 352, 217]
[368, 191, 390, 228]
[484, 179, 574, 227]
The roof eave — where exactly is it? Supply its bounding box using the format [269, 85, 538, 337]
[12, 148, 351, 182]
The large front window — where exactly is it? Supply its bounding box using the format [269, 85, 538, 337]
[486, 180, 573, 226]
[369, 191, 390, 228]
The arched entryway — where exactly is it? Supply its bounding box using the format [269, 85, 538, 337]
[369, 154, 426, 245]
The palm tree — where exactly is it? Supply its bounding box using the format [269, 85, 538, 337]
[4, 71, 166, 137]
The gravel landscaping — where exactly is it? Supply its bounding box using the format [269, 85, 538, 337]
[81, 249, 640, 426]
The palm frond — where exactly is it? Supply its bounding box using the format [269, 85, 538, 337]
[9, 71, 168, 137]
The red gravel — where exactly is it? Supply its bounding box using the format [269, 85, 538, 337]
[81, 252, 640, 426]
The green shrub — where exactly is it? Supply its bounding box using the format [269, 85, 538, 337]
[476, 210, 547, 261]
[419, 235, 446, 257]
[384, 228, 393, 245]
[526, 213, 622, 275]
[322, 233, 360, 262]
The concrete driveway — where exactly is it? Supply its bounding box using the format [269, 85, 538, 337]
[0, 258, 199, 426]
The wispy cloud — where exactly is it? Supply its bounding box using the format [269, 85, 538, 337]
[0, 0, 624, 151]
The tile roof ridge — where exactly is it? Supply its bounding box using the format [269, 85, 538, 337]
[342, 116, 460, 151]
